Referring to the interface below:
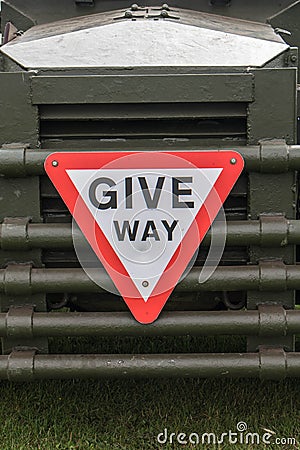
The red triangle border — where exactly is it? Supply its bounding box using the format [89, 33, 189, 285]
[44, 151, 244, 324]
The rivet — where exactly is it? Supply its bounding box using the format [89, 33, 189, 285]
[52, 160, 59, 167]
[230, 158, 237, 165]
[160, 10, 169, 17]
[125, 10, 133, 18]
[131, 3, 139, 10]
[142, 280, 149, 287]
[291, 55, 297, 63]
[162, 3, 170, 9]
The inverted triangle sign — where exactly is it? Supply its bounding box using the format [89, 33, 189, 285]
[44, 151, 244, 323]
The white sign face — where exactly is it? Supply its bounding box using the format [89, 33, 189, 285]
[67, 168, 222, 301]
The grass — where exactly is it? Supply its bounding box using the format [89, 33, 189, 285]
[0, 336, 299, 449]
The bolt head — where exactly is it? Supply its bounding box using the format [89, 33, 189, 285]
[125, 10, 133, 18]
[131, 3, 139, 10]
[160, 10, 169, 17]
[291, 55, 297, 63]
[52, 160, 58, 167]
[162, 3, 170, 9]
[230, 158, 237, 165]
[142, 280, 149, 287]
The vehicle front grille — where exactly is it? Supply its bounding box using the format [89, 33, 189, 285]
[40, 103, 247, 141]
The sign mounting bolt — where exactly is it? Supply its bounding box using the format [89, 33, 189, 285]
[230, 158, 237, 165]
[52, 160, 59, 167]
[142, 280, 149, 287]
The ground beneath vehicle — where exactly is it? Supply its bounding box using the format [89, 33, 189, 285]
[1, 0, 300, 379]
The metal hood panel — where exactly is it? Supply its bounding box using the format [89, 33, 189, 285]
[1, 12, 289, 69]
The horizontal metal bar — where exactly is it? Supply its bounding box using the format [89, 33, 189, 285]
[40, 119, 245, 139]
[2, 348, 300, 380]
[1, 217, 299, 250]
[0, 222, 74, 250]
[31, 74, 254, 104]
[0, 262, 299, 294]
[1, 142, 300, 176]
[0, 306, 298, 338]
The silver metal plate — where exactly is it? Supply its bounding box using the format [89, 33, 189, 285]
[1, 18, 289, 69]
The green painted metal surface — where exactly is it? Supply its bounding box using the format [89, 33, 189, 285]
[31, 74, 254, 104]
[247, 68, 297, 351]
[0, 74, 48, 354]
[0, 1, 300, 377]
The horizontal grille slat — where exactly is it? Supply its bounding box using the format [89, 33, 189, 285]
[40, 103, 247, 120]
[41, 117, 246, 139]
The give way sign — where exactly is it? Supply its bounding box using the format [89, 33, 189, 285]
[45, 151, 243, 324]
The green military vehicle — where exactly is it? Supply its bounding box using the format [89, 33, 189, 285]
[1, 0, 300, 380]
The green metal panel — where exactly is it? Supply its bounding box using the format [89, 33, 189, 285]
[0, 73, 47, 354]
[268, 2, 300, 81]
[0, 178, 40, 224]
[0, 73, 38, 145]
[1, 2, 35, 35]
[31, 74, 254, 104]
[247, 68, 297, 351]
[2, 217, 300, 249]
[248, 68, 297, 145]
[3, 143, 300, 176]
